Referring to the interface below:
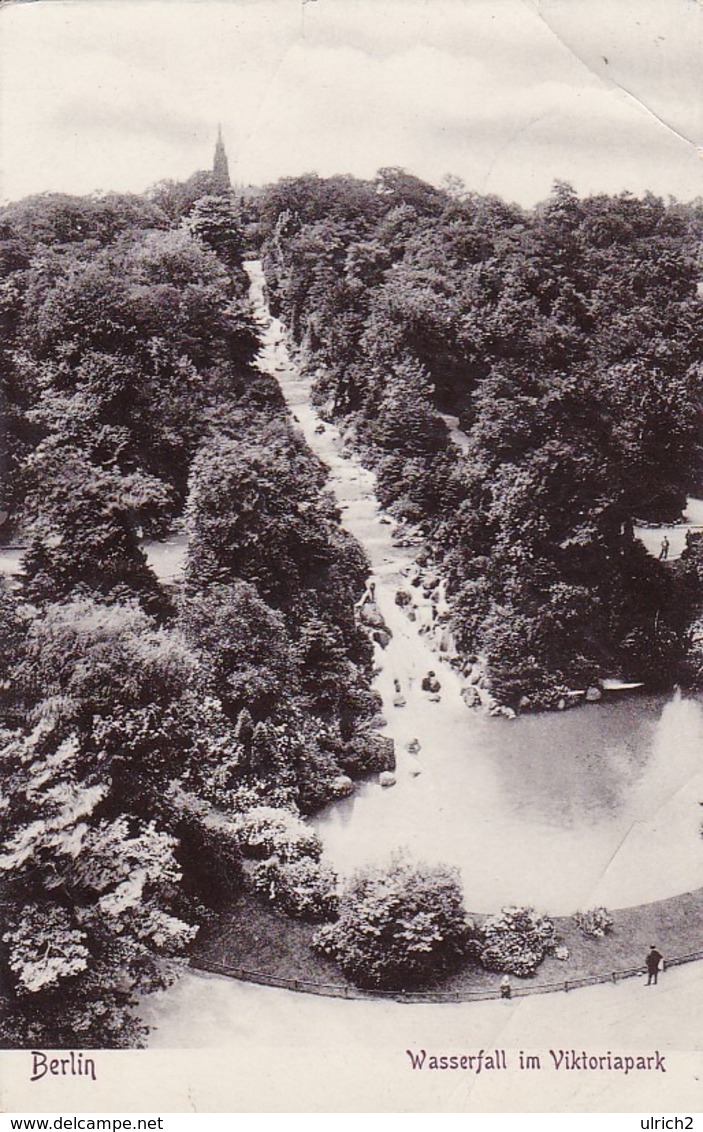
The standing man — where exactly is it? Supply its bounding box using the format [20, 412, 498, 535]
[645, 945, 663, 985]
[659, 536, 670, 561]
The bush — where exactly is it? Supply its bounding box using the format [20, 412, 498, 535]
[313, 852, 471, 990]
[479, 906, 557, 977]
[246, 855, 338, 921]
[573, 907, 614, 939]
[235, 806, 322, 862]
[339, 731, 395, 775]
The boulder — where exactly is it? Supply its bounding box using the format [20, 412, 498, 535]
[372, 628, 392, 649]
[585, 685, 603, 703]
[461, 685, 480, 708]
[359, 602, 385, 629]
[379, 771, 396, 788]
[331, 775, 354, 798]
[490, 704, 516, 719]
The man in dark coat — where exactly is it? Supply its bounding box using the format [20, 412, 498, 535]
[646, 945, 663, 985]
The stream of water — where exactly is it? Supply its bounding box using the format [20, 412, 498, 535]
[247, 260, 703, 915]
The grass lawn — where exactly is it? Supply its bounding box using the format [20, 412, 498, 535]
[191, 887, 703, 1000]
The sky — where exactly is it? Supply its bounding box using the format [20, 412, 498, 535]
[1, 0, 702, 207]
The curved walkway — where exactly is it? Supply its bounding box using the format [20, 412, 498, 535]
[190, 944, 703, 1003]
[190, 884, 703, 1004]
[140, 961, 703, 1110]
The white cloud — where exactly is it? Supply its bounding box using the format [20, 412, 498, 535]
[0, 0, 701, 205]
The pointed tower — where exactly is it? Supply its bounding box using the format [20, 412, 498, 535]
[212, 125, 231, 193]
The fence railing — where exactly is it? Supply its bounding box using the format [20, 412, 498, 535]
[190, 947, 703, 1004]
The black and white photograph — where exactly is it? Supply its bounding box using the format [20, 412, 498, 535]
[0, 0, 702, 1114]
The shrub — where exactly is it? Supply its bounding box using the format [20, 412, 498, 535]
[340, 731, 395, 775]
[235, 806, 322, 862]
[573, 907, 614, 939]
[479, 906, 557, 977]
[313, 851, 471, 990]
[246, 855, 338, 921]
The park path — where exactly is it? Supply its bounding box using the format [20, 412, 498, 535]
[138, 959, 703, 1111]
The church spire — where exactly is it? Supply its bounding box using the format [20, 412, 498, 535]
[212, 124, 231, 192]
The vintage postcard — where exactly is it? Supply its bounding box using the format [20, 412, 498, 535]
[0, 0, 702, 1115]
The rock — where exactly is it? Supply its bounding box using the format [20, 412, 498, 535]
[557, 697, 566, 711]
[405, 738, 421, 754]
[373, 628, 392, 649]
[585, 685, 603, 703]
[408, 765, 422, 777]
[489, 704, 515, 719]
[461, 685, 480, 708]
[395, 589, 412, 607]
[359, 602, 385, 629]
[438, 629, 453, 653]
[468, 669, 481, 685]
[331, 775, 353, 798]
[518, 695, 531, 710]
[379, 516, 392, 525]
[379, 771, 396, 788]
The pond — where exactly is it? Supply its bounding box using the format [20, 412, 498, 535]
[311, 686, 703, 914]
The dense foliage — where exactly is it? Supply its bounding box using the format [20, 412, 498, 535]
[314, 852, 471, 989]
[259, 172, 703, 705]
[0, 180, 380, 1045]
[573, 907, 614, 940]
[478, 906, 557, 977]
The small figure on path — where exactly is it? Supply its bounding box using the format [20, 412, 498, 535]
[645, 945, 664, 985]
[659, 536, 670, 561]
[392, 678, 406, 708]
[500, 975, 512, 1000]
[406, 738, 421, 754]
[421, 670, 441, 695]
